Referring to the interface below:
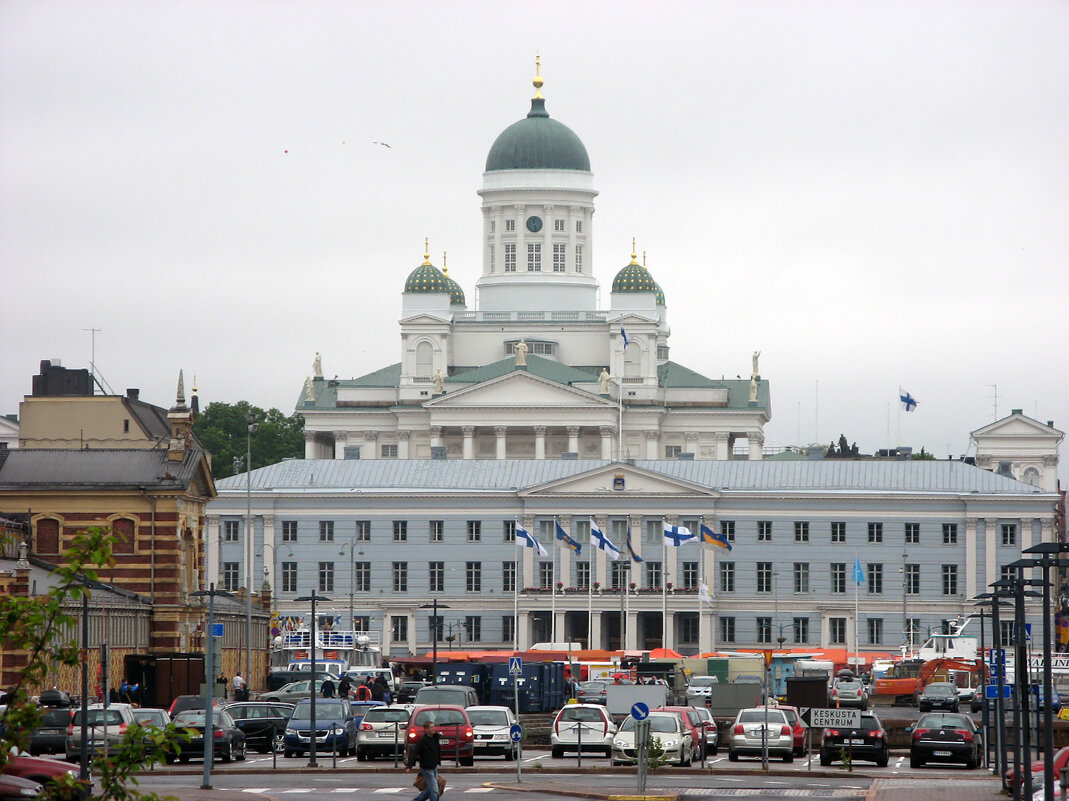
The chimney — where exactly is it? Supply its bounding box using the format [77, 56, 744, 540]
[126, 388, 140, 400]
[996, 461, 1014, 478]
[1011, 408, 1023, 416]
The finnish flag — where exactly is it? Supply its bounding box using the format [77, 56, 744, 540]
[516, 524, 548, 557]
[589, 518, 620, 561]
[663, 522, 697, 546]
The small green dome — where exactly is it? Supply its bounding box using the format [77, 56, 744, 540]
[612, 254, 658, 294]
[654, 282, 666, 306]
[404, 261, 450, 294]
[442, 267, 466, 306]
[486, 97, 591, 172]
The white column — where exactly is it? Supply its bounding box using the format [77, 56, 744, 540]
[407, 611, 418, 657]
[334, 430, 348, 460]
[495, 426, 508, 460]
[262, 514, 276, 594]
[1041, 517, 1055, 545]
[304, 431, 317, 459]
[534, 426, 546, 460]
[206, 515, 220, 586]
[430, 426, 443, 449]
[398, 430, 410, 459]
[965, 516, 978, 599]
[625, 610, 639, 650]
[363, 430, 378, 460]
[567, 426, 580, 454]
[645, 430, 659, 460]
[715, 432, 730, 461]
[748, 431, 764, 461]
[982, 517, 997, 591]
[685, 432, 698, 457]
[518, 610, 530, 651]
[462, 426, 475, 460]
[1020, 517, 1033, 551]
[590, 610, 603, 650]
[600, 426, 614, 460]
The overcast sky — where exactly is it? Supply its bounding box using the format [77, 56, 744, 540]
[3, 0, 1066, 464]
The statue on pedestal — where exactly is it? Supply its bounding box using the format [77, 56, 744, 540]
[752, 350, 761, 378]
[313, 352, 323, 379]
[433, 369, 444, 394]
[303, 377, 315, 403]
[598, 368, 612, 394]
[513, 339, 528, 367]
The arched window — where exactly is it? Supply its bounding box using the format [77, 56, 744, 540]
[36, 518, 60, 555]
[112, 518, 136, 554]
[414, 342, 433, 380]
[1022, 467, 1041, 486]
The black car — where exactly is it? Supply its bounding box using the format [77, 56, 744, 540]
[169, 709, 247, 763]
[224, 702, 295, 754]
[907, 712, 982, 769]
[395, 682, 427, 704]
[29, 708, 74, 756]
[918, 682, 959, 712]
[819, 711, 889, 767]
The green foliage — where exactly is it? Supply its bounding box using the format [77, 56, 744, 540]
[193, 401, 305, 479]
[646, 735, 669, 770]
[911, 447, 935, 460]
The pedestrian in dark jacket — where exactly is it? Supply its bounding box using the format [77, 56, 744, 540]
[370, 679, 385, 702]
[406, 721, 441, 801]
[321, 678, 336, 698]
[338, 676, 352, 699]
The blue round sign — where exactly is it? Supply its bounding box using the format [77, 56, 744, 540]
[630, 702, 650, 721]
[509, 723, 523, 742]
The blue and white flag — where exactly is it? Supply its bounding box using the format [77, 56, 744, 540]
[620, 327, 631, 348]
[663, 522, 696, 546]
[589, 518, 620, 561]
[626, 530, 644, 563]
[853, 557, 866, 586]
[900, 390, 918, 412]
[516, 524, 548, 557]
[555, 521, 582, 555]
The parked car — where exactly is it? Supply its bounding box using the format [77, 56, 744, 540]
[611, 712, 691, 767]
[355, 705, 412, 761]
[29, 708, 75, 756]
[655, 706, 705, 760]
[395, 682, 427, 704]
[689, 706, 719, 755]
[776, 705, 808, 757]
[684, 675, 719, 704]
[170, 709, 247, 763]
[412, 685, 479, 708]
[3, 753, 84, 797]
[465, 705, 518, 760]
[167, 696, 226, 717]
[829, 675, 869, 710]
[575, 681, 610, 705]
[262, 679, 340, 705]
[918, 682, 959, 712]
[348, 700, 386, 727]
[404, 705, 474, 766]
[818, 710, 888, 767]
[0, 774, 42, 800]
[907, 712, 983, 769]
[64, 704, 138, 762]
[223, 701, 294, 754]
[267, 670, 339, 693]
[1003, 745, 1069, 792]
[550, 704, 615, 758]
[727, 706, 794, 763]
[283, 698, 358, 757]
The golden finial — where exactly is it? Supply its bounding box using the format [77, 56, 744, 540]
[442, 252, 448, 274]
[423, 237, 431, 266]
[533, 54, 543, 99]
[630, 238, 638, 265]
[192, 375, 198, 393]
[643, 251, 647, 267]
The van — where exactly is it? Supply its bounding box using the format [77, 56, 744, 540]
[412, 685, 479, 708]
[344, 667, 397, 692]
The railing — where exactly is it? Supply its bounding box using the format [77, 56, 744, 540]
[452, 310, 608, 323]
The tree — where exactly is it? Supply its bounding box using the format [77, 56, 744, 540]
[193, 401, 305, 479]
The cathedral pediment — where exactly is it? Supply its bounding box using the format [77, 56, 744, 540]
[425, 370, 616, 409]
[520, 462, 719, 498]
[972, 414, 1064, 440]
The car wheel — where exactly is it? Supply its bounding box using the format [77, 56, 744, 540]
[552, 746, 563, 759]
[236, 741, 246, 762]
[272, 732, 285, 754]
[910, 754, 923, 769]
[504, 746, 514, 761]
[708, 742, 718, 756]
[179, 755, 190, 764]
[876, 752, 888, 768]
[819, 751, 831, 766]
[460, 756, 474, 767]
[222, 741, 233, 763]
[357, 749, 367, 761]
[783, 752, 794, 763]
[284, 750, 294, 758]
[728, 749, 739, 762]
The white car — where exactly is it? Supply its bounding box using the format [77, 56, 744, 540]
[466, 705, 519, 760]
[684, 675, 719, 703]
[355, 704, 412, 761]
[727, 706, 794, 763]
[550, 704, 615, 758]
[611, 711, 692, 767]
[65, 703, 138, 761]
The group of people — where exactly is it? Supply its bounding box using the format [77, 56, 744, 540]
[332, 673, 392, 702]
[217, 672, 249, 701]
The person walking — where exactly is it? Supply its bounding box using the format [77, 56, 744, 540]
[232, 672, 247, 701]
[406, 720, 441, 801]
[355, 681, 372, 701]
[338, 675, 352, 699]
[321, 676, 336, 698]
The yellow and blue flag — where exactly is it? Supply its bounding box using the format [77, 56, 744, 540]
[555, 521, 582, 555]
[700, 523, 732, 551]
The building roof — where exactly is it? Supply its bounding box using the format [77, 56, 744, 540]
[485, 96, 590, 172]
[611, 260, 658, 294]
[216, 458, 1048, 496]
[448, 355, 598, 386]
[0, 447, 208, 491]
[404, 262, 451, 294]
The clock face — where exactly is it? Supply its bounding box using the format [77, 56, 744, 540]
[526, 215, 543, 233]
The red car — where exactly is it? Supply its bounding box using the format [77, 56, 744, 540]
[405, 705, 474, 767]
[1003, 745, 1069, 792]
[3, 753, 85, 798]
[655, 706, 706, 759]
[776, 705, 809, 756]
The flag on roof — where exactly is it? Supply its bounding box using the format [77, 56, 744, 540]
[620, 327, 630, 348]
[626, 530, 644, 563]
[900, 390, 918, 412]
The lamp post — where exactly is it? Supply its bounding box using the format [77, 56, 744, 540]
[244, 413, 258, 690]
[339, 538, 363, 632]
[191, 584, 235, 789]
[257, 542, 292, 618]
[420, 600, 450, 686]
[295, 591, 330, 767]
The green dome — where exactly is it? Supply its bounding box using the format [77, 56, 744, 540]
[404, 262, 450, 294]
[612, 259, 658, 294]
[486, 98, 591, 172]
[654, 282, 666, 306]
[442, 269, 466, 306]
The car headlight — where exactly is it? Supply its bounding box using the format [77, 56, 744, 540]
[331, 726, 345, 735]
[614, 738, 628, 746]
[285, 728, 296, 735]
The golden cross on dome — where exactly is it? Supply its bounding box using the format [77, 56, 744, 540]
[630, 237, 638, 265]
[533, 54, 543, 99]
[423, 237, 431, 266]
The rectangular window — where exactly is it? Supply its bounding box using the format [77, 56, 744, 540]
[355, 520, 370, 542]
[756, 617, 772, 644]
[719, 616, 735, 644]
[466, 561, 482, 592]
[756, 562, 773, 593]
[538, 561, 553, 589]
[281, 562, 297, 593]
[831, 563, 846, 593]
[793, 562, 809, 593]
[224, 521, 239, 542]
[554, 218, 564, 232]
[222, 562, 239, 592]
[318, 562, 334, 593]
[942, 523, 958, 544]
[718, 562, 735, 593]
[793, 617, 809, 644]
[905, 523, 920, 544]
[490, 220, 496, 234]
[905, 618, 921, 647]
[680, 616, 699, 645]
[527, 242, 541, 271]
[352, 616, 370, 633]
[830, 521, 846, 543]
[502, 615, 515, 644]
[573, 519, 590, 544]
[830, 617, 846, 645]
[576, 561, 590, 590]
[645, 561, 662, 590]
[868, 618, 883, 645]
[354, 561, 370, 592]
[576, 220, 583, 233]
[575, 244, 582, 271]
[281, 520, 298, 542]
[999, 620, 1014, 648]
[553, 242, 566, 272]
[319, 521, 334, 542]
[611, 561, 627, 590]
[1001, 523, 1017, 546]
[393, 521, 407, 542]
[1000, 565, 1015, 585]
[868, 564, 883, 594]
[391, 615, 407, 641]
[467, 521, 481, 542]
[905, 564, 920, 594]
[430, 520, 443, 542]
[682, 561, 698, 589]
[393, 562, 408, 592]
[381, 443, 398, 459]
[794, 521, 809, 542]
[464, 616, 481, 643]
[504, 243, 516, 271]
[942, 564, 958, 595]
[428, 615, 443, 641]
[758, 521, 772, 542]
[868, 522, 883, 543]
[503, 561, 516, 593]
[665, 445, 682, 458]
[429, 561, 444, 593]
[645, 519, 660, 544]
[505, 219, 515, 232]
[721, 520, 735, 542]
[503, 520, 516, 542]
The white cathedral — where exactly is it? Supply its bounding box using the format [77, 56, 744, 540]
[298, 65, 769, 463]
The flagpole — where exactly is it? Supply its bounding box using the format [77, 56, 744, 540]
[854, 555, 860, 672]
[551, 518, 557, 647]
[587, 522, 594, 650]
[514, 519, 520, 651]
[698, 515, 705, 656]
[662, 517, 668, 651]
[623, 515, 630, 653]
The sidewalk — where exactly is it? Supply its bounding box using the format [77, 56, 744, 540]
[864, 776, 1006, 801]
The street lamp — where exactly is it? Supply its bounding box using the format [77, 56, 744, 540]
[420, 600, 450, 685]
[244, 413, 258, 692]
[339, 539, 364, 633]
[294, 590, 330, 767]
[257, 542, 292, 630]
[191, 584, 235, 789]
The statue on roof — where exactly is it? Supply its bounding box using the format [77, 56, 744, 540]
[433, 369, 444, 394]
[513, 339, 529, 367]
[752, 350, 761, 378]
[749, 375, 758, 402]
[313, 352, 323, 379]
[303, 377, 315, 403]
[599, 368, 612, 395]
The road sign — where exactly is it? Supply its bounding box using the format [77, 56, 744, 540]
[509, 656, 523, 675]
[509, 724, 522, 742]
[631, 702, 650, 721]
[212, 623, 223, 637]
[803, 707, 862, 728]
[985, 684, 1012, 699]
[987, 648, 1005, 665]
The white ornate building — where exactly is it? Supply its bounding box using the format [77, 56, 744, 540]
[970, 409, 1063, 492]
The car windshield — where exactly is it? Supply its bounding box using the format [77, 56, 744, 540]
[690, 677, 718, 687]
[924, 684, 955, 696]
[780, 709, 799, 724]
[133, 710, 167, 725]
[619, 716, 677, 733]
[72, 709, 124, 726]
[173, 710, 230, 725]
[835, 680, 862, 690]
[39, 709, 73, 726]
[917, 713, 971, 729]
[414, 689, 468, 704]
[413, 709, 465, 726]
[292, 700, 348, 720]
[467, 710, 509, 726]
[559, 708, 605, 723]
[738, 709, 786, 724]
[364, 708, 410, 723]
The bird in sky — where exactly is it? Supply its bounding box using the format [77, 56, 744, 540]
[373, 141, 391, 148]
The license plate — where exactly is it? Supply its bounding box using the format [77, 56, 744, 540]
[849, 739, 866, 745]
[377, 732, 396, 738]
[439, 739, 451, 744]
[934, 750, 953, 757]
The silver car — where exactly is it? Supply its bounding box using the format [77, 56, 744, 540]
[611, 712, 692, 767]
[466, 705, 519, 760]
[65, 704, 138, 761]
[355, 705, 411, 761]
[727, 706, 794, 763]
[261, 678, 338, 705]
[684, 675, 719, 704]
[550, 704, 615, 758]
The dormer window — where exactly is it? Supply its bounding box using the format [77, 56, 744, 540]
[504, 340, 556, 358]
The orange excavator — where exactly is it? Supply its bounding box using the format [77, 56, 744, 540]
[873, 657, 985, 705]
